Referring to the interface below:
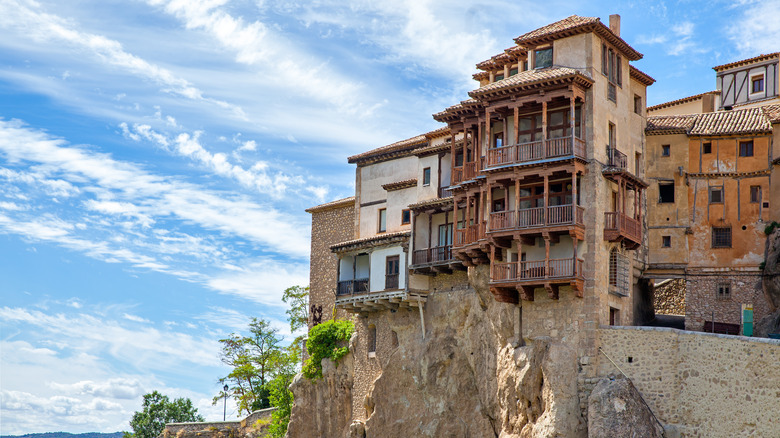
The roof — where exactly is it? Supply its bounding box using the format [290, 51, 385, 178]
[646, 106, 775, 136]
[382, 179, 417, 191]
[514, 15, 642, 61]
[689, 107, 772, 136]
[413, 141, 453, 157]
[629, 65, 655, 86]
[468, 67, 592, 99]
[713, 52, 780, 72]
[476, 45, 527, 71]
[647, 91, 720, 112]
[330, 231, 410, 254]
[305, 196, 355, 213]
[347, 134, 427, 164]
[408, 196, 454, 211]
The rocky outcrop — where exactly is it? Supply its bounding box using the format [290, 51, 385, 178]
[653, 279, 685, 315]
[287, 351, 354, 438]
[587, 377, 663, 438]
[757, 228, 780, 337]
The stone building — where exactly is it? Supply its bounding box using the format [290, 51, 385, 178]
[300, 13, 780, 436]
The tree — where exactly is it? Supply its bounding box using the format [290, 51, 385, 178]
[265, 345, 300, 438]
[124, 391, 203, 438]
[215, 317, 282, 415]
[282, 285, 309, 333]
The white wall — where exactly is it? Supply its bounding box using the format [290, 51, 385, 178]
[369, 246, 405, 292]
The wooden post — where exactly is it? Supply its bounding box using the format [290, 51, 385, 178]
[514, 106, 520, 146]
[486, 182, 493, 231]
[544, 235, 550, 277]
[542, 101, 548, 141]
[570, 95, 576, 146]
[428, 212, 432, 252]
[572, 235, 578, 275]
[515, 177, 520, 216]
[543, 173, 549, 225]
[462, 128, 467, 166]
[451, 131, 456, 172]
[572, 168, 577, 220]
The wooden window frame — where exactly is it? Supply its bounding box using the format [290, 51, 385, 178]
[712, 226, 732, 248]
[401, 209, 411, 225]
[751, 75, 764, 94]
[661, 144, 670, 157]
[385, 255, 400, 290]
[739, 140, 754, 157]
[378, 208, 387, 233]
[422, 167, 431, 186]
[709, 186, 724, 204]
[716, 283, 731, 300]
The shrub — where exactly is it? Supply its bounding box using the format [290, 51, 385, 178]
[302, 319, 354, 379]
[765, 221, 780, 235]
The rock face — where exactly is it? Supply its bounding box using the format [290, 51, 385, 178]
[289, 267, 587, 438]
[287, 350, 355, 438]
[757, 228, 780, 337]
[653, 279, 685, 315]
[587, 377, 663, 438]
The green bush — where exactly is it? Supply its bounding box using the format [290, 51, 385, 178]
[302, 319, 354, 379]
[765, 221, 780, 235]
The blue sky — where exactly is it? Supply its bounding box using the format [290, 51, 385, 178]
[1, 0, 778, 433]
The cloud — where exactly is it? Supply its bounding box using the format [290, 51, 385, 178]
[50, 378, 147, 399]
[123, 313, 152, 323]
[728, 0, 780, 55]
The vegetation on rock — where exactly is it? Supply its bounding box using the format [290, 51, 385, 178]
[302, 319, 354, 379]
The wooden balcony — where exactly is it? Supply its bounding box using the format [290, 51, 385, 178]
[455, 223, 486, 246]
[489, 257, 584, 303]
[489, 205, 584, 233]
[486, 137, 586, 168]
[411, 245, 465, 275]
[337, 278, 369, 296]
[604, 212, 642, 250]
[335, 289, 428, 315]
[453, 223, 489, 266]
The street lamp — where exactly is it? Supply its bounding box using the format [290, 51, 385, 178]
[223, 384, 229, 421]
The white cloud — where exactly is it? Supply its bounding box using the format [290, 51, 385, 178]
[123, 313, 151, 324]
[50, 378, 146, 400]
[728, 0, 780, 55]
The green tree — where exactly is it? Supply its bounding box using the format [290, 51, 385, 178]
[124, 391, 203, 438]
[281, 285, 309, 333]
[215, 317, 282, 415]
[265, 345, 300, 438]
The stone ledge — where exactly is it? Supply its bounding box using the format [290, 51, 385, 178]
[600, 325, 780, 345]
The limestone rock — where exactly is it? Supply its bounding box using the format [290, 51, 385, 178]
[587, 377, 663, 438]
[286, 353, 354, 438]
[763, 228, 780, 311]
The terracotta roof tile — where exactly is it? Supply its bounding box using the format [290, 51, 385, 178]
[647, 91, 720, 112]
[330, 231, 410, 253]
[408, 196, 453, 210]
[514, 15, 642, 61]
[645, 114, 697, 134]
[468, 67, 591, 98]
[629, 65, 655, 86]
[305, 196, 355, 213]
[689, 107, 772, 136]
[382, 179, 417, 191]
[761, 104, 780, 123]
[713, 52, 780, 72]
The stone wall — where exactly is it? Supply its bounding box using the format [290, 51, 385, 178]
[598, 326, 780, 437]
[653, 278, 685, 315]
[308, 199, 355, 326]
[162, 408, 274, 438]
[685, 272, 768, 330]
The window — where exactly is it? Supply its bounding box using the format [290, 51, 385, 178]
[493, 198, 505, 212]
[509, 67, 518, 76]
[709, 186, 723, 204]
[662, 236, 671, 247]
[739, 140, 754, 157]
[703, 142, 712, 154]
[422, 167, 431, 186]
[634, 95, 642, 115]
[378, 208, 387, 232]
[751, 75, 764, 93]
[717, 283, 731, 300]
[534, 47, 552, 69]
[493, 132, 503, 148]
[750, 185, 762, 203]
[401, 209, 411, 225]
[368, 324, 377, 354]
[608, 122, 616, 149]
[603, 44, 621, 102]
[385, 255, 400, 289]
[494, 74, 504, 81]
[712, 226, 732, 248]
[609, 307, 620, 326]
[658, 182, 675, 203]
[661, 145, 670, 157]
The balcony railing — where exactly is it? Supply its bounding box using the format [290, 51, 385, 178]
[491, 257, 584, 283]
[606, 147, 627, 169]
[452, 166, 463, 184]
[337, 278, 370, 296]
[454, 223, 486, 246]
[486, 137, 586, 168]
[489, 205, 585, 231]
[385, 274, 399, 290]
[412, 245, 453, 265]
[604, 212, 641, 243]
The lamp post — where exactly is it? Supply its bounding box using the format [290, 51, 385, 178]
[223, 384, 229, 421]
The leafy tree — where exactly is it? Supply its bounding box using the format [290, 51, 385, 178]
[282, 285, 309, 333]
[124, 391, 203, 438]
[265, 345, 300, 438]
[215, 317, 282, 414]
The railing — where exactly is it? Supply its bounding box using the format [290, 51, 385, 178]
[337, 278, 370, 296]
[606, 147, 627, 169]
[412, 245, 453, 265]
[463, 161, 478, 180]
[491, 258, 583, 282]
[385, 274, 399, 290]
[452, 166, 463, 184]
[489, 205, 584, 232]
[454, 223, 486, 246]
[485, 137, 586, 168]
[604, 212, 642, 243]
[439, 186, 453, 198]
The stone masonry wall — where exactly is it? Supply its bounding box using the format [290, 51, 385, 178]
[598, 326, 780, 437]
[653, 278, 685, 315]
[308, 201, 355, 327]
[685, 272, 768, 331]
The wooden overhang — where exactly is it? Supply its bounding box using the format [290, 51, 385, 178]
[382, 179, 417, 191]
[413, 141, 454, 157]
[514, 15, 642, 61]
[467, 67, 594, 101]
[629, 65, 656, 86]
[330, 231, 410, 254]
[601, 169, 649, 189]
[476, 45, 528, 71]
[305, 196, 355, 213]
[408, 196, 453, 214]
[433, 99, 485, 124]
[713, 52, 780, 72]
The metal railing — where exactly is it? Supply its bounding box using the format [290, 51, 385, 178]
[412, 245, 453, 265]
[337, 278, 370, 296]
[485, 137, 586, 168]
[607, 147, 627, 169]
[491, 258, 584, 282]
[604, 212, 641, 243]
[489, 205, 584, 231]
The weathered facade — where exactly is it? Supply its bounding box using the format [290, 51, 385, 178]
[298, 14, 780, 438]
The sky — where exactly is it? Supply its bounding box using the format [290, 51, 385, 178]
[1, 0, 779, 434]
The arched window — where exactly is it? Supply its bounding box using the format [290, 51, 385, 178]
[368, 324, 377, 354]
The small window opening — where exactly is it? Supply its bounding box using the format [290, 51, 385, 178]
[751, 75, 764, 93]
[634, 95, 642, 115]
[703, 142, 712, 154]
[534, 47, 552, 69]
[662, 236, 671, 247]
[368, 324, 377, 354]
[750, 185, 761, 203]
[739, 140, 754, 157]
[378, 208, 387, 232]
[658, 183, 675, 203]
[609, 307, 620, 326]
[709, 187, 723, 204]
[422, 167, 431, 186]
[661, 144, 670, 157]
[716, 283, 731, 300]
[712, 226, 732, 248]
[401, 209, 411, 225]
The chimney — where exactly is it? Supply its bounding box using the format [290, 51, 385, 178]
[609, 14, 621, 37]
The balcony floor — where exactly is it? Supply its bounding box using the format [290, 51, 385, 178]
[335, 289, 427, 314]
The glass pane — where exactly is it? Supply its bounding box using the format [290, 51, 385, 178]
[535, 48, 552, 68]
[519, 118, 532, 131]
[550, 111, 564, 126]
[519, 188, 532, 197]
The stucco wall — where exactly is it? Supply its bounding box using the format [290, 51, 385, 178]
[597, 326, 780, 437]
